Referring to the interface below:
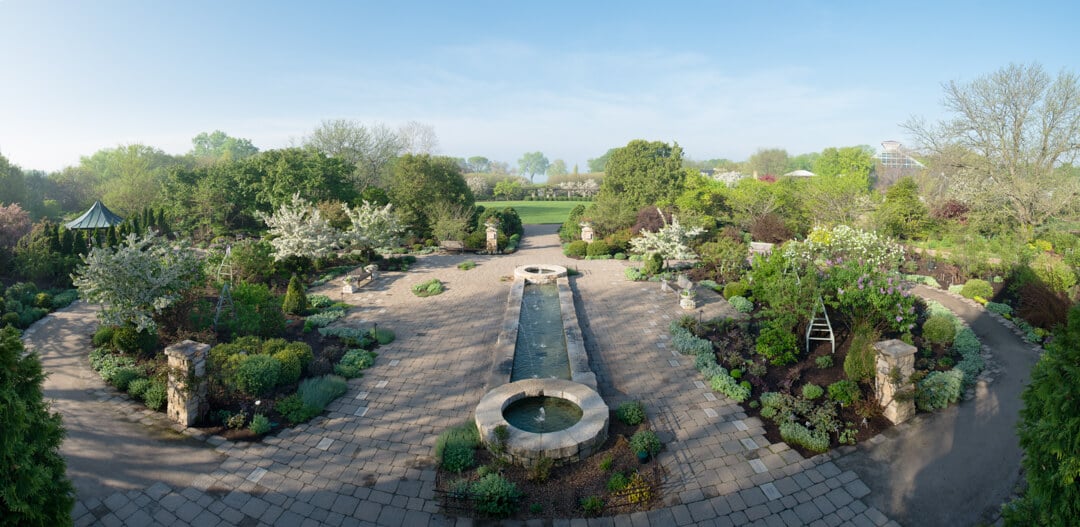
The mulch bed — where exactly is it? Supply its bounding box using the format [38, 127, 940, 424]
[436, 413, 667, 520]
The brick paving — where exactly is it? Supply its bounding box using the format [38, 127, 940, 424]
[40, 225, 897, 526]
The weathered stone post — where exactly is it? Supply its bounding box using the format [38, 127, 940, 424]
[873, 339, 917, 424]
[579, 222, 594, 243]
[165, 340, 209, 427]
[485, 220, 499, 253]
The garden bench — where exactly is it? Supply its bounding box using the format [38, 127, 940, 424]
[342, 265, 378, 294]
[439, 240, 466, 253]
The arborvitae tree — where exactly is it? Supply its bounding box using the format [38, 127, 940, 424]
[130, 215, 141, 235]
[282, 274, 308, 315]
[48, 223, 62, 253]
[1004, 305, 1080, 524]
[0, 326, 75, 524]
[72, 229, 86, 254]
[156, 208, 171, 236]
[60, 227, 74, 255]
[142, 207, 152, 229]
[106, 225, 118, 247]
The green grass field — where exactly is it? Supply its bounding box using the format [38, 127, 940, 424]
[476, 200, 586, 224]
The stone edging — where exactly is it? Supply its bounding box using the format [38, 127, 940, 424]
[474, 378, 609, 467]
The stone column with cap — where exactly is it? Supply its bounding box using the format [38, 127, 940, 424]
[165, 340, 210, 427]
[580, 222, 594, 243]
[485, 221, 499, 253]
[873, 339, 917, 424]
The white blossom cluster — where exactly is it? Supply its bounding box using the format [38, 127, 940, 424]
[73, 231, 202, 332]
[258, 194, 406, 261]
[341, 201, 406, 251]
[783, 225, 905, 270]
[556, 179, 600, 197]
[629, 208, 705, 261]
[256, 194, 340, 261]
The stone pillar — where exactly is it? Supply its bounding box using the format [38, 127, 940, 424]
[486, 222, 499, 253]
[165, 340, 210, 427]
[579, 222, 594, 243]
[873, 339, 917, 424]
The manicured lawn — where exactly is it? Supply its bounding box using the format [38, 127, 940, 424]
[476, 200, 587, 224]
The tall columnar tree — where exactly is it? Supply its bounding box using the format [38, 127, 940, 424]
[282, 274, 308, 315]
[0, 326, 75, 525]
[1005, 305, 1080, 525]
[72, 231, 203, 332]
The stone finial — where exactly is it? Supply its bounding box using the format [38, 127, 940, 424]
[873, 339, 917, 424]
[165, 340, 210, 427]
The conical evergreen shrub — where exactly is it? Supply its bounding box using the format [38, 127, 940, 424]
[282, 274, 308, 315]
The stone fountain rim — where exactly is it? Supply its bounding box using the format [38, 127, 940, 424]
[475, 378, 608, 466]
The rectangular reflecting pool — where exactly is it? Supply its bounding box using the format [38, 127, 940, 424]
[510, 283, 570, 381]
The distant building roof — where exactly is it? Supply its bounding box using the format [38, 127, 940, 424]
[65, 201, 124, 229]
[784, 169, 816, 177]
[874, 140, 924, 168]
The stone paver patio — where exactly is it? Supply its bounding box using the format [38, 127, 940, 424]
[32, 225, 899, 526]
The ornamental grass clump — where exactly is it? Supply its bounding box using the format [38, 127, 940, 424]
[411, 279, 444, 297]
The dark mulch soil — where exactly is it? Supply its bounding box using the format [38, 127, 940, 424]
[436, 414, 667, 520]
[699, 306, 953, 458]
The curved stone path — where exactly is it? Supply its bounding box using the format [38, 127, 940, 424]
[32, 225, 904, 526]
[833, 285, 1042, 526]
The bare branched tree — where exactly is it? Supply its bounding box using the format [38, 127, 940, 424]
[903, 63, 1080, 234]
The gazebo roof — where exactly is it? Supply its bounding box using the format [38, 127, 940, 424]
[64, 200, 124, 229]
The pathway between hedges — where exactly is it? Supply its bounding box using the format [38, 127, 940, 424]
[833, 285, 1042, 526]
[33, 225, 898, 526]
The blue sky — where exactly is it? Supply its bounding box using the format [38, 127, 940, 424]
[1, 0, 1077, 173]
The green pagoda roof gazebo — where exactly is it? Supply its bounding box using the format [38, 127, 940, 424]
[64, 200, 124, 230]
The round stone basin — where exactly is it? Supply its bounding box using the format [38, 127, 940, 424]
[514, 264, 567, 284]
[475, 379, 608, 467]
[503, 396, 583, 433]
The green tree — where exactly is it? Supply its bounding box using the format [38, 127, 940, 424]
[0, 154, 27, 207]
[547, 159, 568, 177]
[282, 274, 308, 315]
[595, 139, 686, 229]
[79, 144, 184, 215]
[517, 152, 549, 183]
[673, 171, 729, 230]
[745, 148, 790, 178]
[467, 156, 491, 173]
[904, 63, 1080, 236]
[388, 154, 474, 236]
[189, 130, 259, 164]
[812, 146, 875, 179]
[0, 326, 75, 525]
[803, 171, 873, 227]
[1005, 305, 1080, 525]
[874, 177, 928, 239]
[588, 148, 616, 173]
[492, 179, 523, 200]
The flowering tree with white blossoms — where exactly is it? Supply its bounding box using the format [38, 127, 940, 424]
[341, 201, 407, 251]
[630, 208, 705, 262]
[72, 231, 203, 332]
[257, 194, 340, 261]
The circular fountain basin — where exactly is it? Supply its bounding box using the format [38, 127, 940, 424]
[514, 264, 567, 284]
[503, 396, 583, 433]
[475, 379, 608, 467]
